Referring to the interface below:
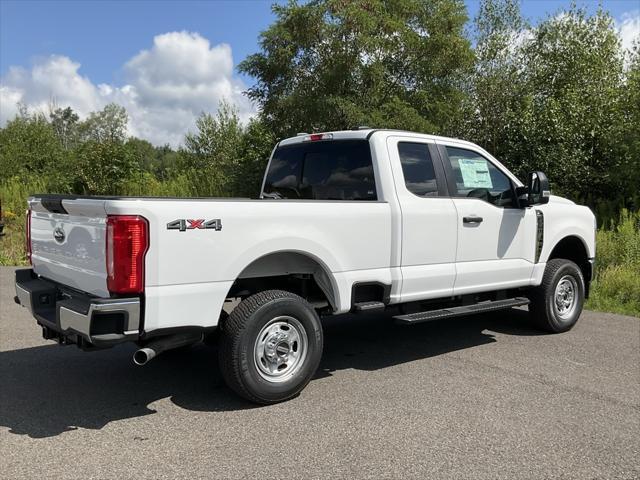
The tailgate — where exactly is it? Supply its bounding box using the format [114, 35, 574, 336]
[29, 196, 109, 297]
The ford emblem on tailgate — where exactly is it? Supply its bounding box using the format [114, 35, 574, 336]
[53, 226, 66, 243]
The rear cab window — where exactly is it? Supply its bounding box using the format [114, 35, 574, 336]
[397, 142, 439, 197]
[262, 140, 377, 200]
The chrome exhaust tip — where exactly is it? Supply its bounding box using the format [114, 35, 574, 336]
[133, 347, 156, 366]
[132, 331, 203, 366]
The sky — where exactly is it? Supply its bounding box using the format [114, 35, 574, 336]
[1, 0, 639, 146]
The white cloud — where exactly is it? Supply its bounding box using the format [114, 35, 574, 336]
[0, 85, 23, 123]
[617, 10, 639, 55]
[617, 10, 640, 70]
[0, 31, 255, 146]
[1, 56, 101, 122]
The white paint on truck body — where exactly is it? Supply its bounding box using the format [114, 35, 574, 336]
[27, 129, 596, 335]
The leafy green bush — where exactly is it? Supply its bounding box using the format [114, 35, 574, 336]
[0, 177, 48, 265]
[74, 141, 140, 195]
[1, 176, 48, 215]
[587, 265, 640, 317]
[121, 172, 198, 197]
[587, 209, 640, 317]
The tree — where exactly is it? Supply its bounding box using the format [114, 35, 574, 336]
[516, 6, 626, 200]
[617, 42, 640, 210]
[153, 144, 181, 181]
[459, 1, 630, 207]
[236, 118, 276, 197]
[240, 0, 474, 138]
[78, 103, 129, 143]
[125, 137, 157, 172]
[49, 106, 80, 149]
[181, 102, 244, 196]
[0, 111, 64, 181]
[180, 103, 276, 197]
[454, 0, 529, 158]
[74, 140, 139, 195]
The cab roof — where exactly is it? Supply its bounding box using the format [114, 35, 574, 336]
[277, 129, 479, 148]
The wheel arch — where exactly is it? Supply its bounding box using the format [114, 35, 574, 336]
[226, 250, 340, 312]
[547, 235, 592, 296]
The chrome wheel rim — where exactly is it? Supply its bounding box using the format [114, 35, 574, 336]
[554, 275, 578, 320]
[254, 316, 308, 383]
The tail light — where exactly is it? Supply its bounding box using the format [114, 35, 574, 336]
[106, 215, 149, 294]
[25, 209, 32, 264]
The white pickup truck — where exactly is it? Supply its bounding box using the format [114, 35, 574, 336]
[14, 129, 596, 403]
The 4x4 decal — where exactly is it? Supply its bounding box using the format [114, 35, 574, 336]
[167, 219, 222, 232]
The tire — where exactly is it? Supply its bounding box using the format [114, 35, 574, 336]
[529, 258, 585, 333]
[218, 290, 323, 404]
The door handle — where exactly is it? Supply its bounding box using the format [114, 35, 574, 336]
[463, 216, 483, 224]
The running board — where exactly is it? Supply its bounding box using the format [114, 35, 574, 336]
[393, 297, 530, 325]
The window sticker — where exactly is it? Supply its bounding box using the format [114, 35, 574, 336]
[458, 158, 493, 189]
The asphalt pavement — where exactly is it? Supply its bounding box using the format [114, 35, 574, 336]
[1, 266, 638, 479]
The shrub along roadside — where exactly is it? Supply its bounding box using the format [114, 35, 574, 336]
[0, 177, 47, 266]
[586, 210, 640, 317]
[2, 179, 638, 318]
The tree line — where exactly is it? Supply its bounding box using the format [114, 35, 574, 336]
[1, 0, 638, 221]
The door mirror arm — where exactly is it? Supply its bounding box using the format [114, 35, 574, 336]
[515, 186, 529, 208]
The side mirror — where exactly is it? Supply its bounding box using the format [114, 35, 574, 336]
[527, 171, 550, 205]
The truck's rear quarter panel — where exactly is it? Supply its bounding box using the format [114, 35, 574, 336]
[105, 198, 392, 331]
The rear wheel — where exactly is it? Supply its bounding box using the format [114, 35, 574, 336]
[218, 290, 323, 404]
[529, 258, 585, 333]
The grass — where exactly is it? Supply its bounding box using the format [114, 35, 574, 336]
[0, 177, 47, 266]
[2, 177, 638, 317]
[585, 209, 640, 317]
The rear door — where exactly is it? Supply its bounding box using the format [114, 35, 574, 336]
[386, 136, 458, 302]
[437, 144, 537, 294]
[29, 196, 110, 296]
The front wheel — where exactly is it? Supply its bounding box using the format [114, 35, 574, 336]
[529, 258, 585, 333]
[218, 290, 323, 404]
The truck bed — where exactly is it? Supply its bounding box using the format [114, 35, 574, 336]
[28, 194, 394, 331]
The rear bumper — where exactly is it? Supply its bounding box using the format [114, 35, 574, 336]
[14, 269, 140, 348]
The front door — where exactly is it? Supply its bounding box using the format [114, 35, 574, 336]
[438, 144, 537, 295]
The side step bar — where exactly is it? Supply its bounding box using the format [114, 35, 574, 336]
[393, 297, 530, 325]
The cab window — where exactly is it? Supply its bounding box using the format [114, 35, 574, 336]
[263, 140, 376, 200]
[445, 147, 516, 207]
[398, 142, 439, 197]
